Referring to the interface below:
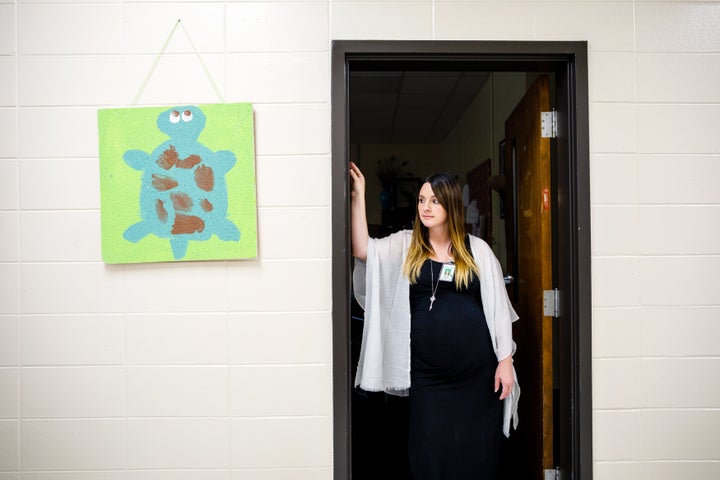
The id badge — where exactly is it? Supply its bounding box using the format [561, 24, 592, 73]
[439, 263, 455, 282]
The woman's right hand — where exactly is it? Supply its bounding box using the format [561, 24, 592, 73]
[349, 162, 365, 200]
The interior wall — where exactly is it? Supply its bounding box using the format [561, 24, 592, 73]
[2, 2, 719, 480]
[1, 4, 335, 478]
[441, 72, 526, 267]
[349, 143, 443, 225]
[352, 71, 526, 252]
[441, 77, 493, 179]
[490, 73, 527, 269]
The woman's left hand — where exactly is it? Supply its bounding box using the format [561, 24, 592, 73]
[494, 356, 514, 400]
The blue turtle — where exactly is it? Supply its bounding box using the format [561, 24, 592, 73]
[123, 105, 240, 259]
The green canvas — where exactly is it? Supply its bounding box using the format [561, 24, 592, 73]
[98, 103, 257, 263]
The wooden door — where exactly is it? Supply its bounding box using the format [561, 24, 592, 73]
[502, 75, 554, 480]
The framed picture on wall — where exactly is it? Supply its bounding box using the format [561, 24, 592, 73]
[98, 103, 258, 263]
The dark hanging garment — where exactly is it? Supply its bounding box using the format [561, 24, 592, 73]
[409, 258, 503, 480]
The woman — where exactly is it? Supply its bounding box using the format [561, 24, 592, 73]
[350, 161, 519, 479]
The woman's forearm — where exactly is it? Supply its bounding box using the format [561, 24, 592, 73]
[351, 194, 369, 260]
[349, 162, 369, 260]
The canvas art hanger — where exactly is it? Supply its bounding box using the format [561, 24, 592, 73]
[97, 20, 257, 263]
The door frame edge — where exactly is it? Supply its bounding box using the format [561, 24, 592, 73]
[330, 39, 592, 480]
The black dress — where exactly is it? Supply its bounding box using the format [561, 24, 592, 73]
[409, 258, 503, 480]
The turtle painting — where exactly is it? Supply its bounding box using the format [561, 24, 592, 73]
[122, 105, 240, 259]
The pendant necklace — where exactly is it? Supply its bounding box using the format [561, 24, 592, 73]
[429, 261, 443, 311]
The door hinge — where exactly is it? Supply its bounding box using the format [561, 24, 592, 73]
[543, 288, 560, 317]
[541, 110, 557, 138]
[544, 467, 563, 480]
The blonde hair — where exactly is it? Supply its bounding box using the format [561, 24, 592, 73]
[402, 173, 479, 289]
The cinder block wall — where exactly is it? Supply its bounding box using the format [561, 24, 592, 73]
[1, 2, 719, 479]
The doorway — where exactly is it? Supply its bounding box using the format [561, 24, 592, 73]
[331, 41, 592, 480]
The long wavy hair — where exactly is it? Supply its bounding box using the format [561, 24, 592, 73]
[402, 173, 479, 289]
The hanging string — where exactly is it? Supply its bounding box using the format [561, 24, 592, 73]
[131, 20, 180, 106]
[178, 20, 225, 104]
[131, 19, 225, 106]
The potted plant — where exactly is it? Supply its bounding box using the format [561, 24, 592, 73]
[375, 156, 407, 209]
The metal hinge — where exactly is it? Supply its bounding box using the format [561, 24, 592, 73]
[541, 110, 557, 138]
[544, 467, 563, 480]
[543, 289, 560, 317]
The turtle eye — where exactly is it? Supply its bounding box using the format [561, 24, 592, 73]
[182, 109, 193, 122]
[169, 110, 181, 123]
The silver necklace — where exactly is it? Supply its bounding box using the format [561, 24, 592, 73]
[429, 261, 443, 311]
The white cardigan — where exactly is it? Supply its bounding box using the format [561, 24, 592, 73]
[353, 230, 520, 437]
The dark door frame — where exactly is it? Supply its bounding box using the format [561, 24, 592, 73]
[331, 40, 592, 480]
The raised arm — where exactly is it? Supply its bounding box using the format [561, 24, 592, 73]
[349, 162, 369, 260]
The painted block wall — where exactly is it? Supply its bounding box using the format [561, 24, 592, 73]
[1, 1, 719, 480]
